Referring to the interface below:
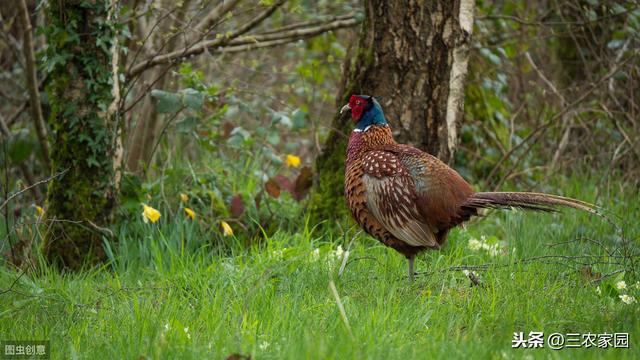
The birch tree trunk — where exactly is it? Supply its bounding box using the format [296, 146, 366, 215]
[43, 0, 122, 269]
[309, 0, 475, 220]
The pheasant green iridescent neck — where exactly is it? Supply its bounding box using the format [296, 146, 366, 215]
[355, 98, 388, 131]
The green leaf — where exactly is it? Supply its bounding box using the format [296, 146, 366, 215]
[151, 89, 181, 113]
[181, 88, 204, 110]
[177, 116, 200, 133]
[292, 109, 307, 130]
[267, 131, 280, 146]
[7, 130, 34, 164]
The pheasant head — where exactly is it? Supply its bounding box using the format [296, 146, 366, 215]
[341, 95, 388, 131]
[343, 95, 395, 163]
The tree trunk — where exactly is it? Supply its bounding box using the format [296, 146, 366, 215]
[309, 0, 474, 221]
[43, 0, 122, 269]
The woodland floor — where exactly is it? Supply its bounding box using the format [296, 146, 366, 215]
[1, 177, 639, 359]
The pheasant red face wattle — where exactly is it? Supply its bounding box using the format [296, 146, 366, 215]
[347, 95, 369, 121]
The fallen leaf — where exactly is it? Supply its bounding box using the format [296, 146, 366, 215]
[293, 166, 313, 200]
[265, 178, 281, 198]
[221, 122, 236, 140]
[273, 174, 294, 193]
[580, 266, 602, 281]
[230, 194, 245, 218]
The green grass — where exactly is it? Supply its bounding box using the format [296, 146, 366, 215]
[1, 178, 639, 359]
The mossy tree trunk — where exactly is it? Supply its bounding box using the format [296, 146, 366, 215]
[309, 0, 475, 221]
[43, 0, 122, 269]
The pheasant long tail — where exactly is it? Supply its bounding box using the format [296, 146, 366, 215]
[463, 192, 600, 216]
[462, 191, 622, 234]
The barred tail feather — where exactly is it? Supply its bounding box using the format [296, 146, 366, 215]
[461, 191, 623, 234]
[463, 192, 601, 216]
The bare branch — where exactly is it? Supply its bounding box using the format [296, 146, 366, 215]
[5, 75, 47, 128]
[258, 14, 356, 35]
[231, 0, 286, 38]
[0, 165, 67, 210]
[193, 0, 243, 35]
[18, 0, 51, 169]
[127, 16, 359, 78]
[0, 13, 25, 69]
[486, 49, 640, 187]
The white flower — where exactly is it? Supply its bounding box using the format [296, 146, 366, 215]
[619, 294, 636, 305]
[184, 327, 191, 339]
[468, 238, 482, 251]
[335, 245, 344, 258]
[164, 323, 170, 331]
[635, 281, 640, 290]
[259, 341, 270, 350]
[310, 248, 320, 261]
[272, 248, 285, 258]
[488, 244, 501, 257]
[481, 242, 500, 257]
[616, 280, 627, 290]
[596, 286, 601, 295]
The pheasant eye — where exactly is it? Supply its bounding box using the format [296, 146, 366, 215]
[356, 101, 361, 105]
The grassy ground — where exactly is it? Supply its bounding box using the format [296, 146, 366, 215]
[1, 178, 639, 359]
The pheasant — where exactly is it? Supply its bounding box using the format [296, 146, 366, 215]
[342, 94, 601, 281]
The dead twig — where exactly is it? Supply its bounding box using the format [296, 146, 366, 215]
[0, 168, 69, 211]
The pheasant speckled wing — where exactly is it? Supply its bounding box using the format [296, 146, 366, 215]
[361, 150, 439, 248]
[386, 145, 477, 233]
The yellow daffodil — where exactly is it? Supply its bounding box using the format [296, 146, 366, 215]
[35, 205, 45, 216]
[220, 220, 233, 236]
[180, 193, 189, 203]
[184, 207, 196, 220]
[141, 204, 161, 223]
[285, 154, 301, 168]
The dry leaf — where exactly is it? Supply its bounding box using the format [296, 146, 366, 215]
[265, 178, 281, 198]
[580, 266, 602, 281]
[230, 194, 245, 218]
[293, 166, 313, 200]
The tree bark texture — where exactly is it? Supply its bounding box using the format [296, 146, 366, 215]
[43, 0, 122, 269]
[309, 0, 474, 221]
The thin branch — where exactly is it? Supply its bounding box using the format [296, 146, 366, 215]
[0, 168, 69, 211]
[477, 8, 637, 27]
[258, 14, 356, 35]
[127, 15, 359, 78]
[0, 270, 26, 296]
[417, 255, 637, 277]
[193, 0, 243, 35]
[231, 0, 286, 38]
[5, 75, 48, 128]
[18, 0, 51, 169]
[0, 13, 25, 69]
[485, 49, 640, 186]
[128, 1, 285, 80]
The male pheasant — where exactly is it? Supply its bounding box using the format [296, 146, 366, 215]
[342, 94, 601, 281]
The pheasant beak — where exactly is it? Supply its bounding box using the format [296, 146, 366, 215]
[340, 104, 351, 115]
